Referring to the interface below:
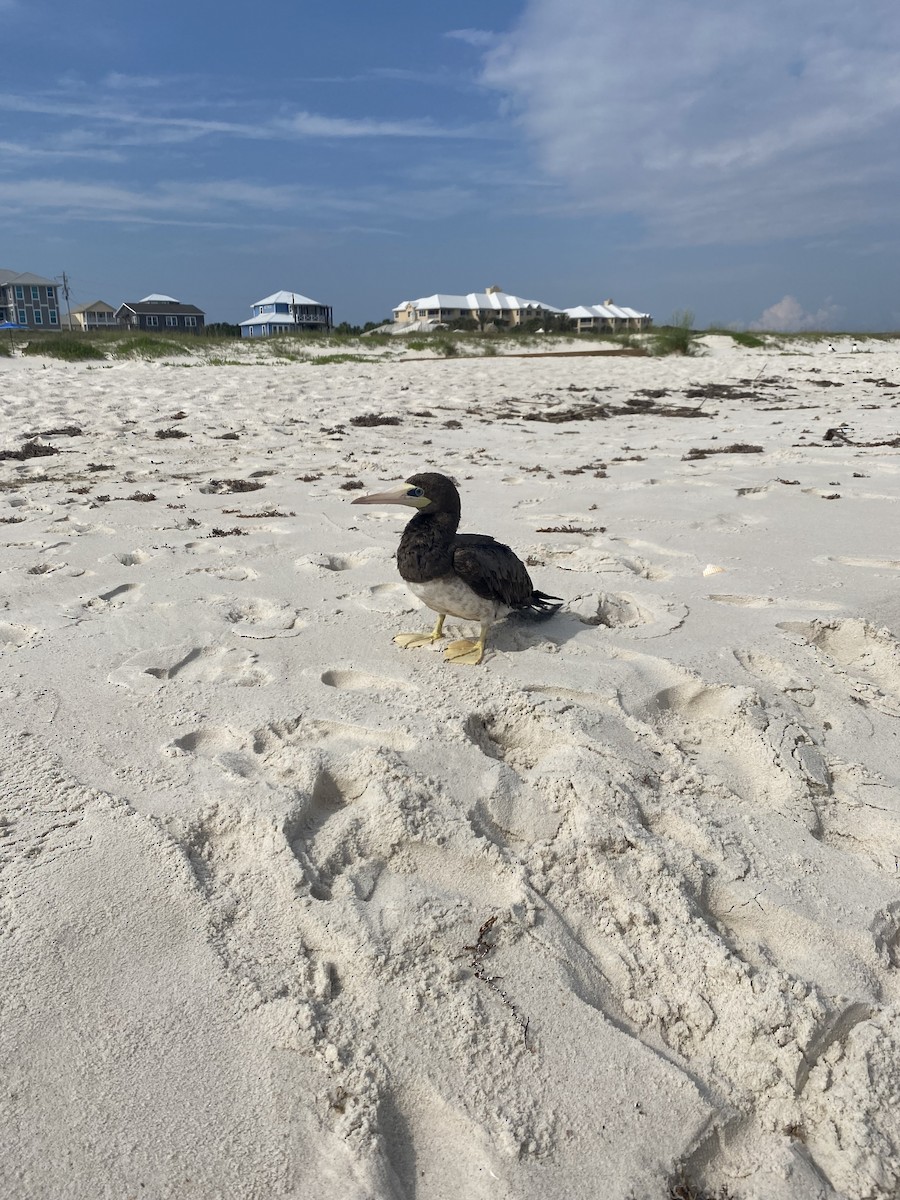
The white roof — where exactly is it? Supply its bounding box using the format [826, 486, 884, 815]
[139, 293, 179, 303]
[396, 291, 562, 315]
[254, 290, 325, 307]
[564, 303, 651, 320]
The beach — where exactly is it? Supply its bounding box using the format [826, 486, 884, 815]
[2, 335, 899, 1199]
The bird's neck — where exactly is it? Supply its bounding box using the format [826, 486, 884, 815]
[397, 510, 459, 582]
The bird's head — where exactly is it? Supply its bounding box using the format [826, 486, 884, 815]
[351, 472, 460, 517]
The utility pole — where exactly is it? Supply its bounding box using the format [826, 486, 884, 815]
[60, 272, 73, 330]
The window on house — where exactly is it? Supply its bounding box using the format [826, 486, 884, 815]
[185, 316, 197, 327]
[49, 310, 58, 324]
[165, 315, 177, 326]
[18, 309, 26, 324]
[146, 315, 159, 327]
[15, 286, 23, 299]
[31, 286, 39, 300]
[34, 310, 43, 324]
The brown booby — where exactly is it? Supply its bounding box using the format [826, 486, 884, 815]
[352, 472, 562, 664]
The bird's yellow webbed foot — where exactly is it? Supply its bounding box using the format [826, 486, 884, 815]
[394, 614, 445, 650]
[444, 635, 486, 666]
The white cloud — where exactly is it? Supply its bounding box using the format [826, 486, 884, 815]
[0, 138, 123, 163]
[278, 111, 483, 139]
[103, 72, 167, 90]
[0, 89, 489, 148]
[445, 29, 498, 49]
[479, 1, 900, 244]
[748, 295, 842, 332]
[0, 175, 476, 230]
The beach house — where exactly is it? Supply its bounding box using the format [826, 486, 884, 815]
[563, 300, 652, 333]
[239, 291, 333, 337]
[70, 301, 118, 332]
[115, 295, 205, 333]
[0, 269, 62, 329]
[392, 285, 561, 330]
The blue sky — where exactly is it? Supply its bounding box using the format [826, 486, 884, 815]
[3, 0, 900, 330]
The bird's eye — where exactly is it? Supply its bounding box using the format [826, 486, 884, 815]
[409, 487, 424, 497]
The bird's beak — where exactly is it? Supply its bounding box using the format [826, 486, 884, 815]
[352, 485, 418, 507]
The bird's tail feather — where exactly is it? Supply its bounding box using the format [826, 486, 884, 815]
[514, 590, 564, 621]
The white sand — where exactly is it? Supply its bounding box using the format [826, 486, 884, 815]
[2, 336, 899, 1199]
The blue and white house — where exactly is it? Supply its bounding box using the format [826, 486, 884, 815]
[240, 290, 333, 337]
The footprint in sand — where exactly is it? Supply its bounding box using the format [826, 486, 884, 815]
[253, 716, 414, 754]
[710, 594, 840, 611]
[820, 554, 900, 571]
[83, 582, 143, 611]
[165, 714, 413, 786]
[25, 561, 67, 576]
[112, 550, 151, 567]
[624, 675, 832, 809]
[616, 555, 672, 581]
[707, 594, 776, 608]
[733, 648, 816, 707]
[355, 582, 416, 615]
[212, 596, 304, 638]
[523, 683, 615, 710]
[187, 564, 260, 582]
[294, 547, 391, 573]
[111, 641, 272, 689]
[569, 590, 687, 637]
[779, 618, 900, 717]
[0, 621, 39, 649]
[463, 708, 561, 772]
[320, 668, 415, 692]
[168, 726, 241, 756]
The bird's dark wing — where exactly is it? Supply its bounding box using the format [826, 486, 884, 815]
[451, 534, 535, 608]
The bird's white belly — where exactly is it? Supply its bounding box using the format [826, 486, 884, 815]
[408, 576, 507, 623]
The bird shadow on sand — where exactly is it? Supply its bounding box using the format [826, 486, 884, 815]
[482, 608, 596, 659]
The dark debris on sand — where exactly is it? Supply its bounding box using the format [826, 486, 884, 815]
[523, 396, 712, 423]
[23, 425, 83, 439]
[684, 384, 764, 401]
[0, 440, 60, 461]
[536, 525, 606, 535]
[349, 414, 402, 427]
[203, 479, 266, 494]
[684, 443, 764, 460]
[222, 508, 296, 518]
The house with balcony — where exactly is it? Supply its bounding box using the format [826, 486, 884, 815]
[0, 269, 62, 329]
[70, 301, 117, 332]
[392, 285, 561, 330]
[239, 290, 333, 337]
[563, 300, 652, 333]
[115, 294, 205, 333]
